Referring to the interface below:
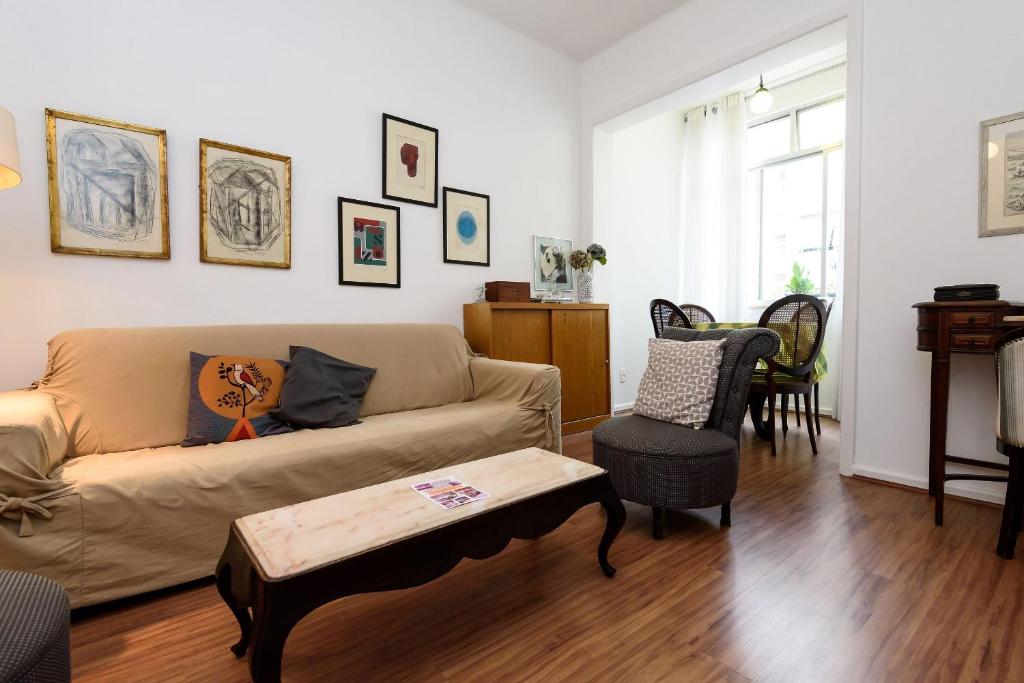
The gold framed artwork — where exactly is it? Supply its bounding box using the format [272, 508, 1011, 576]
[45, 108, 169, 258]
[199, 138, 291, 268]
[338, 197, 401, 288]
[980, 110, 1024, 237]
[442, 187, 490, 266]
[382, 113, 438, 207]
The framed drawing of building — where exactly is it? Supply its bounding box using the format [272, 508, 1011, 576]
[338, 197, 401, 288]
[382, 113, 438, 207]
[46, 109, 169, 258]
[980, 110, 1024, 237]
[199, 139, 291, 268]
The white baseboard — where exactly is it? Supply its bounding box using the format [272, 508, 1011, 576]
[850, 464, 1006, 505]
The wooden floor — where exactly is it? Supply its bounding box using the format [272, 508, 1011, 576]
[70, 419, 1024, 682]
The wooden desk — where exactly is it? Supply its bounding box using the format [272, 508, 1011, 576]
[914, 300, 1024, 525]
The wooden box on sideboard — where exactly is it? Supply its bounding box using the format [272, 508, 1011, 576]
[484, 281, 531, 303]
[463, 302, 611, 436]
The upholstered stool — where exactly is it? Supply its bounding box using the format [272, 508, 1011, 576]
[0, 571, 71, 683]
[594, 415, 739, 537]
[593, 327, 780, 538]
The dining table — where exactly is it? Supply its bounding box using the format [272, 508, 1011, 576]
[688, 321, 829, 440]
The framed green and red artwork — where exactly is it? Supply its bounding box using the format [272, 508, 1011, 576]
[338, 196, 401, 287]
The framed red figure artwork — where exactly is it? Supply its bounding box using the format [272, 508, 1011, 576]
[382, 113, 438, 207]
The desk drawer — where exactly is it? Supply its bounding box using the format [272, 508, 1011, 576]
[951, 332, 997, 352]
[949, 311, 996, 328]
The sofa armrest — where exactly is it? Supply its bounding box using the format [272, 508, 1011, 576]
[470, 358, 562, 452]
[0, 391, 72, 536]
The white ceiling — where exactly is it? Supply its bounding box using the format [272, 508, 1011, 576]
[454, 0, 692, 60]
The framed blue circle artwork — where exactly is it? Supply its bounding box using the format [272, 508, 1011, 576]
[457, 210, 478, 245]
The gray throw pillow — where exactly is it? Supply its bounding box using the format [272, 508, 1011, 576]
[271, 346, 376, 429]
[633, 337, 724, 427]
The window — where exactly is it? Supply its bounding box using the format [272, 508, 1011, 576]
[748, 96, 845, 301]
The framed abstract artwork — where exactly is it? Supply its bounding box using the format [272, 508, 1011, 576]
[45, 108, 169, 258]
[338, 197, 401, 287]
[980, 110, 1024, 237]
[442, 187, 489, 266]
[199, 139, 291, 268]
[382, 113, 438, 207]
[533, 235, 574, 292]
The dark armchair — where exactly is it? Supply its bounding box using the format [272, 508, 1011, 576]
[593, 327, 780, 538]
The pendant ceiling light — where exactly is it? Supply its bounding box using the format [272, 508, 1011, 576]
[748, 75, 773, 115]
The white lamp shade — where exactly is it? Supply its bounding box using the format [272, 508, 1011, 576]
[0, 107, 21, 190]
[748, 88, 774, 115]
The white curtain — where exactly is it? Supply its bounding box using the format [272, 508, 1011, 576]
[678, 93, 747, 320]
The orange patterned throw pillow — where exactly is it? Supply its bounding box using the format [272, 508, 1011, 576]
[182, 352, 293, 446]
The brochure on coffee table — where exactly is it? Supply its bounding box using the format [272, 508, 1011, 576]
[410, 477, 489, 509]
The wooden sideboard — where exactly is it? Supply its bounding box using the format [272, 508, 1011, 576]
[464, 302, 611, 435]
[913, 300, 1024, 525]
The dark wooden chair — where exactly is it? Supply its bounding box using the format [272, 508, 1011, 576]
[679, 304, 716, 325]
[649, 299, 690, 338]
[793, 297, 833, 435]
[749, 294, 827, 456]
[996, 328, 1024, 558]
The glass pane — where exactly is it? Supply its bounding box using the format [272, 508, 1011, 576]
[798, 99, 845, 149]
[747, 116, 791, 165]
[825, 148, 845, 298]
[759, 154, 824, 300]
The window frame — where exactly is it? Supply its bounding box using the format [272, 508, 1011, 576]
[748, 93, 846, 304]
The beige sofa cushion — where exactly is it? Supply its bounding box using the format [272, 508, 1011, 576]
[55, 399, 547, 606]
[35, 324, 473, 457]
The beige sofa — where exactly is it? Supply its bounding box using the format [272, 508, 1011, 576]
[0, 324, 561, 608]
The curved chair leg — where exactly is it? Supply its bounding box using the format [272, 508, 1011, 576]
[652, 506, 664, 540]
[767, 387, 777, 457]
[720, 501, 731, 527]
[998, 459, 1021, 558]
[804, 389, 818, 455]
[795, 394, 801, 427]
[814, 383, 822, 435]
[781, 394, 789, 436]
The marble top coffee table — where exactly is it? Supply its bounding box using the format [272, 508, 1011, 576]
[216, 447, 626, 683]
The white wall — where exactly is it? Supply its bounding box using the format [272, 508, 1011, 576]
[0, 0, 580, 391]
[584, 0, 1024, 503]
[851, 0, 1024, 502]
[583, 0, 848, 417]
[599, 112, 684, 410]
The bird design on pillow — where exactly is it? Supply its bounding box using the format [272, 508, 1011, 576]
[231, 363, 265, 402]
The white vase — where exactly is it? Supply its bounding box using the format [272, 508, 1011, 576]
[576, 269, 594, 303]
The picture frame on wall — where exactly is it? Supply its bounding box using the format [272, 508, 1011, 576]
[199, 138, 291, 268]
[980, 110, 1024, 237]
[338, 197, 401, 287]
[382, 113, 438, 207]
[45, 108, 169, 259]
[533, 235, 574, 293]
[442, 187, 490, 266]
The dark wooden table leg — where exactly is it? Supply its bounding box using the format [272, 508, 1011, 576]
[598, 485, 626, 577]
[748, 392, 770, 440]
[930, 350, 951, 525]
[216, 529, 254, 658]
[248, 584, 309, 683]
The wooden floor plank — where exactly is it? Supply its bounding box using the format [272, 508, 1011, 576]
[69, 419, 1024, 682]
